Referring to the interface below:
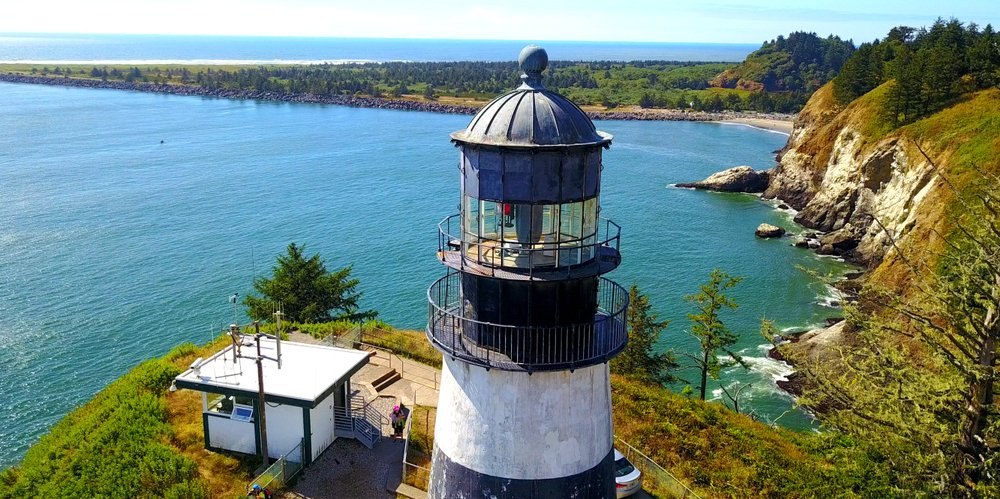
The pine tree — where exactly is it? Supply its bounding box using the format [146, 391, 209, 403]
[610, 284, 679, 385]
[244, 243, 377, 324]
[685, 269, 747, 400]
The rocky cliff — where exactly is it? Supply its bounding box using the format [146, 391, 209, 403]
[763, 83, 1000, 270]
[767, 81, 1000, 370]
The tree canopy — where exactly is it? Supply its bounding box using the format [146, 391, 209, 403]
[243, 243, 376, 324]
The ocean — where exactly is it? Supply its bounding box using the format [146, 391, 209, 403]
[0, 35, 848, 468]
[0, 33, 757, 63]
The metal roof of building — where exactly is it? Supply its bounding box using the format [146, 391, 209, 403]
[451, 45, 612, 148]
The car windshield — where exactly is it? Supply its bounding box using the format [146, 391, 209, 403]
[614, 457, 636, 478]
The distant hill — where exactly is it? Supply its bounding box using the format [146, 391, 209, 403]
[711, 31, 855, 93]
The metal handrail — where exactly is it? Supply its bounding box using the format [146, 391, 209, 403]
[437, 214, 621, 272]
[426, 272, 628, 372]
[247, 439, 305, 494]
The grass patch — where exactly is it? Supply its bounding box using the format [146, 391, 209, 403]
[0, 358, 203, 498]
[359, 323, 443, 368]
[402, 406, 435, 490]
[610, 374, 894, 497]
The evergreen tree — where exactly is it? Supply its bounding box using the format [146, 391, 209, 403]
[685, 269, 747, 400]
[243, 243, 377, 324]
[611, 284, 679, 385]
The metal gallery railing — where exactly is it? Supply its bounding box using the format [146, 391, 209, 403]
[426, 272, 628, 372]
[438, 214, 621, 273]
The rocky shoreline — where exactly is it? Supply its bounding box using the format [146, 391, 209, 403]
[678, 163, 867, 408]
[0, 73, 794, 123]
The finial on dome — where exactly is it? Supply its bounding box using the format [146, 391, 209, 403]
[518, 45, 548, 88]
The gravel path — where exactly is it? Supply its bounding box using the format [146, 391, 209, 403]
[282, 437, 404, 499]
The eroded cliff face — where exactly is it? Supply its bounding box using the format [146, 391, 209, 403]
[764, 83, 940, 268]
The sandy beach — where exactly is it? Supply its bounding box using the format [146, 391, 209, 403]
[714, 117, 794, 134]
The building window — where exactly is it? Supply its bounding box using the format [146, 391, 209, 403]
[207, 394, 254, 418]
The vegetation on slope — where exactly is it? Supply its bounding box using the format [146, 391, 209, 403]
[785, 86, 1000, 494]
[0, 338, 280, 498]
[610, 374, 894, 497]
[771, 17, 1000, 493]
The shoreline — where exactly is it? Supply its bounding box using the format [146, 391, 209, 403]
[0, 73, 796, 124]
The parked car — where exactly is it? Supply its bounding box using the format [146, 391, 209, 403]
[614, 448, 642, 498]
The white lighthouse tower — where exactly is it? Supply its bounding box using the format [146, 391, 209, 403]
[425, 45, 628, 498]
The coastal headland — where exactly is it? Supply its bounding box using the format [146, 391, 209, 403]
[0, 73, 794, 127]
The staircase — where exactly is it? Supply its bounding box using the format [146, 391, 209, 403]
[372, 367, 402, 392]
[333, 393, 387, 449]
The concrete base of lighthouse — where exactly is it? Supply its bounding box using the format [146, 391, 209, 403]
[427, 357, 615, 499]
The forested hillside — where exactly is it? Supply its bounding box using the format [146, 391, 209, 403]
[4, 33, 855, 114]
[833, 18, 1000, 124]
[709, 31, 854, 109]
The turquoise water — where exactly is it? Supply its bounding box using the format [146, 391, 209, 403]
[0, 82, 849, 468]
[0, 33, 756, 63]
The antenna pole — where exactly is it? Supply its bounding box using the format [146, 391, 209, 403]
[274, 309, 283, 369]
[229, 293, 239, 327]
[229, 324, 240, 364]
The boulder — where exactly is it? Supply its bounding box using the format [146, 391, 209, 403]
[819, 229, 859, 252]
[755, 223, 786, 238]
[676, 166, 770, 193]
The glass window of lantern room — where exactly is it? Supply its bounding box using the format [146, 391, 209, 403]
[559, 202, 583, 265]
[582, 198, 599, 261]
[541, 204, 558, 242]
[481, 200, 500, 240]
[463, 196, 480, 261]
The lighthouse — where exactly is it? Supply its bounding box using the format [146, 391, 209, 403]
[426, 46, 628, 498]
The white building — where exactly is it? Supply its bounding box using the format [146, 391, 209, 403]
[173, 336, 376, 464]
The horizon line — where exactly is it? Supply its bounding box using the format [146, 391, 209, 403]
[0, 31, 774, 46]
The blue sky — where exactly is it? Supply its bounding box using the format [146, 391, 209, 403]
[5, 0, 1000, 43]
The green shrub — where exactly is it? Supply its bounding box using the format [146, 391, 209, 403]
[0, 359, 206, 498]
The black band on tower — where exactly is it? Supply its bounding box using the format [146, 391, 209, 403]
[428, 445, 616, 499]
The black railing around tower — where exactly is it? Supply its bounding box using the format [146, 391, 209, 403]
[426, 271, 628, 372]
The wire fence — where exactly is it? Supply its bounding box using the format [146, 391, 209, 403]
[615, 436, 701, 499]
[247, 439, 305, 495]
